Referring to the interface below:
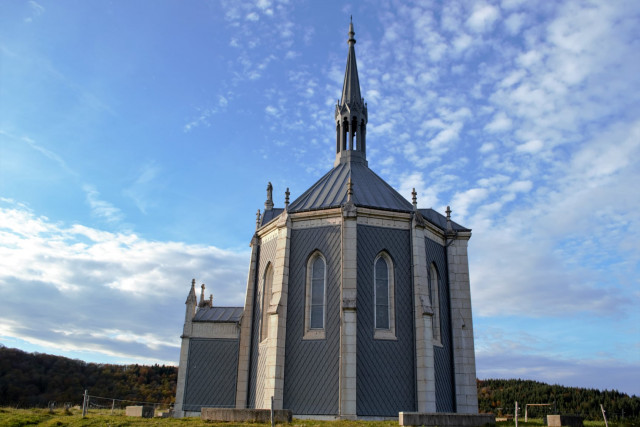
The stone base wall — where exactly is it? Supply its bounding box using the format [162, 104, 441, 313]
[547, 415, 584, 427]
[399, 412, 495, 426]
[201, 408, 292, 423]
[125, 405, 154, 418]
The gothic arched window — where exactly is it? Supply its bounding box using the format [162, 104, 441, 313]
[260, 263, 273, 342]
[429, 263, 442, 346]
[374, 252, 396, 340]
[304, 251, 326, 340]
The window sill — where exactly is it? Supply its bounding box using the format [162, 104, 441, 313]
[374, 329, 397, 340]
[303, 329, 326, 340]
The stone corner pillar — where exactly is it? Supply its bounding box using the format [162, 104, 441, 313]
[262, 213, 292, 410]
[411, 217, 436, 413]
[236, 236, 261, 409]
[339, 203, 358, 418]
[173, 334, 190, 417]
[446, 232, 478, 414]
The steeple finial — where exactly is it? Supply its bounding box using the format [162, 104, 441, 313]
[256, 209, 261, 230]
[446, 206, 452, 231]
[348, 17, 355, 45]
[285, 187, 290, 209]
[412, 188, 417, 209]
[347, 177, 353, 202]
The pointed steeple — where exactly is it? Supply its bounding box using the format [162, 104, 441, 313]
[340, 18, 362, 110]
[335, 18, 368, 167]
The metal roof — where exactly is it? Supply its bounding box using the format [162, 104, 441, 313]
[418, 208, 470, 232]
[193, 306, 243, 323]
[260, 208, 284, 227]
[288, 160, 414, 213]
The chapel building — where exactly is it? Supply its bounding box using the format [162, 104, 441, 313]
[174, 22, 479, 419]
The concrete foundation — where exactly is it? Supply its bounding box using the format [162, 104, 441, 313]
[125, 405, 154, 418]
[399, 412, 495, 426]
[547, 415, 584, 427]
[201, 408, 292, 423]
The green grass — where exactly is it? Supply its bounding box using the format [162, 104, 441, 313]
[0, 409, 637, 427]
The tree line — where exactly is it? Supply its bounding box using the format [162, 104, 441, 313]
[1, 345, 638, 420]
[0, 346, 176, 407]
[478, 378, 640, 421]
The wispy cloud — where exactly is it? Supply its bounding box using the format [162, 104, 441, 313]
[83, 185, 124, 223]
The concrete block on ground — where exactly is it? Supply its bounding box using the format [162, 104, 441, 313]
[201, 408, 292, 423]
[547, 415, 584, 427]
[125, 405, 154, 418]
[399, 412, 495, 426]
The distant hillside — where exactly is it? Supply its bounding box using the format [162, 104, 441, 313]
[2, 345, 639, 419]
[0, 345, 176, 407]
[478, 378, 640, 421]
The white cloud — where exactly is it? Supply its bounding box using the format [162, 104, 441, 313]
[516, 139, 543, 153]
[466, 3, 500, 33]
[0, 201, 249, 363]
[484, 111, 513, 132]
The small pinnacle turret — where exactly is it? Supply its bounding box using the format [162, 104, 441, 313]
[265, 182, 274, 211]
[185, 278, 197, 305]
[335, 19, 368, 167]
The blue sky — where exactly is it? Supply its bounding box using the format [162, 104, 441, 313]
[1, 0, 639, 396]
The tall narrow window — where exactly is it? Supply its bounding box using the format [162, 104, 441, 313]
[429, 263, 442, 345]
[260, 263, 273, 342]
[304, 252, 326, 340]
[374, 252, 396, 340]
[375, 257, 389, 329]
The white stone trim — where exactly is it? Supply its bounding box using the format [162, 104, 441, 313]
[191, 322, 240, 339]
[356, 208, 411, 230]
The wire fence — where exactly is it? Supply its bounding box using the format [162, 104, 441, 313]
[79, 390, 173, 418]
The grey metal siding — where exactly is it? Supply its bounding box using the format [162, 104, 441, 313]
[183, 339, 239, 411]
[425, 237, 455, 412]
[283, 226, 340, 414]
[356, 225, 416, 416]
[248, 237, 277, 408]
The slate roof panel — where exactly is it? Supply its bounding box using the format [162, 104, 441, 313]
[418, 208, 470, 232]
[193, 306, 243, 323]
[288, 162, 413, 213]
[260, 208, 284, 227]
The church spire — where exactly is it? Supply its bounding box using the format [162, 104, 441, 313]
[334, 18, 368, 167]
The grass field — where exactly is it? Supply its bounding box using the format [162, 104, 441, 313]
[0, 408, 636, 427]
